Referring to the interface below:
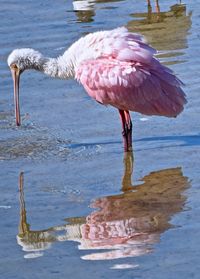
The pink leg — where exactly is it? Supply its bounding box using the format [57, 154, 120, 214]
[155, 0, 160, 13]
[147, 0, 151, 6]
[119, 110, 132, 152]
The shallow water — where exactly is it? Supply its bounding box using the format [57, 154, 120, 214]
[0, 0, 200, 278]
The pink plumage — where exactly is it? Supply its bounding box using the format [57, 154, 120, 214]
[75, 27, 186, 118]
[8, 27, 187, 152]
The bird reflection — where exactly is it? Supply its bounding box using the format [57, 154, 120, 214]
[73, 1, 191, 64]
[127, 2, 192, 61]
[17, 153, 189, 260]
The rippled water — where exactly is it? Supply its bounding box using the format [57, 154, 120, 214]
[0, 0, 200, 278]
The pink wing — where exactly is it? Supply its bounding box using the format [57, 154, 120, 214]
[75, 29, 187, 117]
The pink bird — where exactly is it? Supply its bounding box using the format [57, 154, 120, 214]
[7, 27, 186, 152]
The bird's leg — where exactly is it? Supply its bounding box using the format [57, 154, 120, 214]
[155, 0, 160, 13]
[119, 110, 133, 152]
[124, 111, 132, 151]
[119, 109, 128, 151]
[147, 0, 151, 7]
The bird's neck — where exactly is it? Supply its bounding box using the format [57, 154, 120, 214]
[42, 55, 75, 79]
[19, 48, 76, 79]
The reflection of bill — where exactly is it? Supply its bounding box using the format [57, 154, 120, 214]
[17, 154, 189, 261]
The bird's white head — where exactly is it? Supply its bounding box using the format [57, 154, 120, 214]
[7, 48, 44, 126]
[7, 48, 43, 72]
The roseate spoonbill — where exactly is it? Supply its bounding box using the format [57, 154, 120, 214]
[8, 27, 187, 152]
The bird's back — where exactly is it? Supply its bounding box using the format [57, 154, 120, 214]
[72, 27, 187, 117]
[68, 27, 155, 68]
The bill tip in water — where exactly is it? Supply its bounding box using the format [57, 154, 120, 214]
[16, 116, 21, 126]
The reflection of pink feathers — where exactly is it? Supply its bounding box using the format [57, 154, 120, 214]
[75, 27, 186, 117]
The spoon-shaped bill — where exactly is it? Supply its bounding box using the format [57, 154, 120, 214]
[11, 68, 21, 126]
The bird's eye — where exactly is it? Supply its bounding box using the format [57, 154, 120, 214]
[10, 64, 18, 70]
